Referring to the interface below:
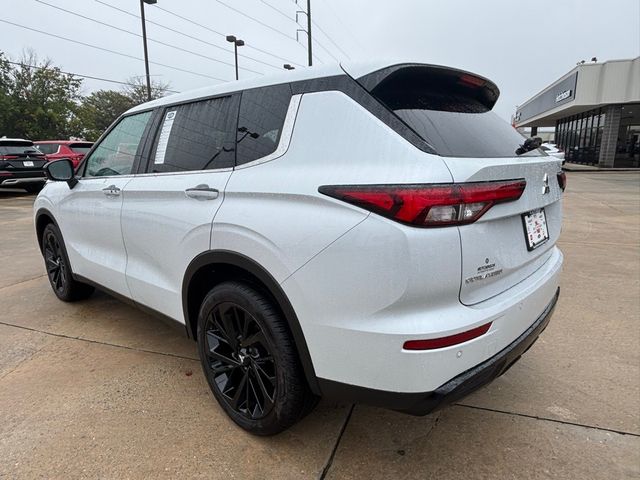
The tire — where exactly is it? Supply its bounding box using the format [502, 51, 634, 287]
[42, 223, 94, 302]
[197, 281, 316, 435]
[24, 184, 43, 194]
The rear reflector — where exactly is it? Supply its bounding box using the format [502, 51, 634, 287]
[403, 322, 492, 350]
[319, 180, 526, 227]
[557, 172, 567, 191]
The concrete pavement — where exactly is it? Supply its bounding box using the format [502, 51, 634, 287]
[0, 174, 638, 479]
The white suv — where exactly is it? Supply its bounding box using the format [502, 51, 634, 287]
[35, 62, 563, 435]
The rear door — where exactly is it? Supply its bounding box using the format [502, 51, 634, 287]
[353, 64, 564, 305]
[121, 94, 239, 321]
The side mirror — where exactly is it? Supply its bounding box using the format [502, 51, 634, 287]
[44, 159, 78, 188]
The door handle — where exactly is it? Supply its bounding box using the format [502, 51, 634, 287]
[102, 185, 121, 197]
[185, 184, 219, 200]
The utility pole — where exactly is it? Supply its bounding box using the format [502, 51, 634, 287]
[139, 0, 157, 102]
[306, 0, 312, 67]
[296, 0, 312, 66]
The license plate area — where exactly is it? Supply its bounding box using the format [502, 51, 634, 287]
[23, 160, 34, 167]
[522, 208, 549, 251]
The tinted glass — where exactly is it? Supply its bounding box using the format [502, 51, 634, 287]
[69, 143, 93, 154]
[236, 84, 292, 165]
[149, 96, 238, 173]
[369, 68, 543, 158]
[0, 142, 42, 155]
[85, 111, 152, 177]
[36, 143, 59, 155]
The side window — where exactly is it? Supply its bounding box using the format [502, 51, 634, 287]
[236, 83, 292, 165]
[37, 144, 59, 155]
[148, 95, 238, 173]
[84, 111, 152, 177]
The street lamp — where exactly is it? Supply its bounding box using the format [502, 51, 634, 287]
[140, 0, 157, 102]
[226, 35, 245, 80]
[283, 64, 295, 70]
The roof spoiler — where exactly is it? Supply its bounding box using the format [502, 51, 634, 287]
[353, 63, 500, 111]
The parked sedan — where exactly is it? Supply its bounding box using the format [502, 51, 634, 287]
[35, 141, 93, 168]
[0, 138, 47, 193]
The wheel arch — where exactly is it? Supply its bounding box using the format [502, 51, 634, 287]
[35, 208, 59, 253]
[182, 250, 321, 395]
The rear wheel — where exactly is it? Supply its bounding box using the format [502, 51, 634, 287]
[42, 223, 94, 301]
[197, 281, 315, 435]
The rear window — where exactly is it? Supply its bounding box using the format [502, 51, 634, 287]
[0, 141, 42, 155]
[69, 143, 93, 154]
[366, 66, 544, 158]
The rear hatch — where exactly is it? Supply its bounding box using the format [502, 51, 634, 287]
[0, 141, 47, 172]
[352, 63, 563, 305]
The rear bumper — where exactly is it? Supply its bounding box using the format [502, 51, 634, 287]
[319, 287, 559, 415]
[0, 172, 46, 186]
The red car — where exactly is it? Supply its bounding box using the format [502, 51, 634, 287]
[35, 141, 93, 168]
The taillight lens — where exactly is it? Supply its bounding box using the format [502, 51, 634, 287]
[557, 172, 567, 191]
[0, 155, 18, 160]
[319, 180, 526, 227]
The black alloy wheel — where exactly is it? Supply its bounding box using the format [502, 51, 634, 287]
[44, 229, 68, 294]
[197, 281, 317, 435]
[204, 302, 276, 419]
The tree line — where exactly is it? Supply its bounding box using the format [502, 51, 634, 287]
[0, 51, 170, 142]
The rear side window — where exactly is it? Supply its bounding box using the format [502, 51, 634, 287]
[366, 66, 543, 158]
[236, 84, 292, 165]
[36, 143, 59, 155]
[149, 95, 238, 173]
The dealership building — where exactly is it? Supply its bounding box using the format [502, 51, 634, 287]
[514, 57, 639, 168]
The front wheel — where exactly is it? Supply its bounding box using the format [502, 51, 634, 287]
[42, 223, 94, 301]
[197, 281, 316, 435]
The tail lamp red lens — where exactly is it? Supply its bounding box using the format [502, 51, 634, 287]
[557, 172, 567, 191]
[319, 180, 526, 227]
[403, 322, 492, 350]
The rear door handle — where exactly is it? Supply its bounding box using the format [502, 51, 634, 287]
[185, 184, 219, 200]
[102, 185, 121, 197]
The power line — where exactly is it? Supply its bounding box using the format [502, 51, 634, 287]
[150, 4, 304, 68]
[93, 0, 298, 71]
[313, 38, 339, 63]
[315, 0, 366, 54]
[311, 19, 351, 60]
[6, 60, 180, 93]
[36, 0, 263, 75]
[258, 0, 294, 23]
[0, 19, 226, 82]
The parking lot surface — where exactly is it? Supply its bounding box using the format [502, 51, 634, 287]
[1, 173, 639, 479]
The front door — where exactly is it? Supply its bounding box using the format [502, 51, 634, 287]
[57, 110, 154, 297]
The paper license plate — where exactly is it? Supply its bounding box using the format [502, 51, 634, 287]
[23, 160, 34, 167]
[522, 208, 549, 251]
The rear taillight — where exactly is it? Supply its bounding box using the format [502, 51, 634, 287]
[557, 172, 567, 191]
[319, 180, 526, 227]
[403, 322, 492, 350]
[0, 155, 18, 160]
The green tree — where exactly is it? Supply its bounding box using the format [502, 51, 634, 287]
[73, 90, 134, 141]
[4, 50, 82, 140]
[123, 76, 170, 105]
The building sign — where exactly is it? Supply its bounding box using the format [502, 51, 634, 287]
[555, 89, 572, 103]
[515, 71, 578, 125]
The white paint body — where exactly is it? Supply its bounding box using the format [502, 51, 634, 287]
[35, 62, 563, 395]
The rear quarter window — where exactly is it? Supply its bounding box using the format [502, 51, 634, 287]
[236, 83, 292, 166]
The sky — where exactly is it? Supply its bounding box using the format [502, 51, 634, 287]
[2, 0, 640, 121]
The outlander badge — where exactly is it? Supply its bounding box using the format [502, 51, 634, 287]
[542, 173, 550, 195]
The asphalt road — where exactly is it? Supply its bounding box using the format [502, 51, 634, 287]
[0, 173, 638, 479]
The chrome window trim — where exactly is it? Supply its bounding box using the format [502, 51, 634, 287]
[234, 93, 302, 170]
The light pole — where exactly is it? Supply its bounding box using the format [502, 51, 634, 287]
[283, 64, 295, 70]
[226, 35, 245, 80]
[140, 0, 157, 102]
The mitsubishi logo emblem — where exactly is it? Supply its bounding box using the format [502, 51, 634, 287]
[541, 173, 550, 195]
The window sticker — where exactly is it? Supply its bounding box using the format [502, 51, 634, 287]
[155, 110, 177, 164]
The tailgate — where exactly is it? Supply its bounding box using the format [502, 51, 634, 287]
[444, 156, 563, 305]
